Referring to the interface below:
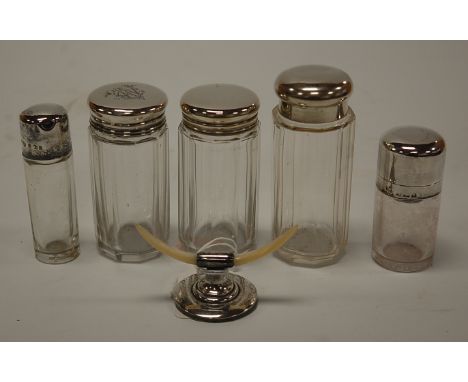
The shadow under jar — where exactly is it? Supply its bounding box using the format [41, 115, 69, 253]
[178, 84, 260, 252]
[88, 82, 169, 262]
[273, 65, 356, 267]
[372, 126, 446, 272]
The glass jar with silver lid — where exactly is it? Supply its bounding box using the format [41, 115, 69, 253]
[20, 103, 80, 264]
[87, 82, 169, 262]
[273, 65, 356, 267]
[178, 83, 260, 252]
[372, 126, 446, 272]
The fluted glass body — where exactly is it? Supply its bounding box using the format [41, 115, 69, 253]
[372, 188, 441, 272]
[89, 127, 169, 262]
[273, 108, 355, 267]
[179, 124, 259, 252]
[24, 154, 80, 264]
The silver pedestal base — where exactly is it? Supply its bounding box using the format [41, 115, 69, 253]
[172, 272, 257, 323]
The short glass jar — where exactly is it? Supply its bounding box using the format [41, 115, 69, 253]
[372, 126, 446, 272]
[178, 84, 260, 252]
[87, 82, 169, 262]
[273, 65, 356, 267]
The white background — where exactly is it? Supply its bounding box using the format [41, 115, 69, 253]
[0, 41, 467, 341]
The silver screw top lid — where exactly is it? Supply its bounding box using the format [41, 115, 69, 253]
[274, 65, 353, 123]
[20, 103, 72, 161]
[180, 84, 260, 135]
[88, 82, 167, 136]
[377, 126, 446, 197]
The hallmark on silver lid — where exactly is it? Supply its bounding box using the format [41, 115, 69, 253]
[180, 84, 260, 135]
[20, 103, 72, 161]
[88, 82, 167, 137]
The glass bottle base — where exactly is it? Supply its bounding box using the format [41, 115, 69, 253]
[35, 242, 80, 264]
[275, 248, 343, 268]
[97, 241, 161, 263]
[372, 244, 432, 273]
[273, 225, 344, 267]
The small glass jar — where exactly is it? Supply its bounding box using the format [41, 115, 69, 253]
[20, 103, 80, 264]
[178, 84, 260, 252]
[372, 126, 446, 272]
[273, 65, 356, 267]
[88, 82, 169, 262]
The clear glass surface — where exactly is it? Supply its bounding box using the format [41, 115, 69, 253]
[24, 154, 79, 264]
[273, 107, 355, 267]
[89, 127, 169, 262]
[372, 188, 441, 272]
[178, 123, 259, 252]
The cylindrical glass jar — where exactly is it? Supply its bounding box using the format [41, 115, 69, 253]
[20, 103, 80, 264]
[178, 84, 260, 252]
[273, 65, 356, 267]
[371, 126, 446, 272]
[87, 82, 169, 262]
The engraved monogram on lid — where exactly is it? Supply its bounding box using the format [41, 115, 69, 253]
[88, 82, 167, 136]
[104, 84, 146, 100]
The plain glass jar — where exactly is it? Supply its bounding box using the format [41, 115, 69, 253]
[20, 104, 80, 264]
[372, 126, 446, 272]
[178, 84, 260, 252]
[88, 82, 169, 262]
[273, 65, 356, 267]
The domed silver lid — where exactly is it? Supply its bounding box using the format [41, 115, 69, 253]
[20, 103, 72, 161]
[88, 82, 167, 136]
[180, 84, 260, 135]
[377, 126, 446, 198]
[274, 65, 353, 123]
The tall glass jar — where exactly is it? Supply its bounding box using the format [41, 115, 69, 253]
[178, 84, 260, 252]
[88, 82, 169, 262]
[273, 65, 355, 267]
[20, 103, 80, 264]
[372, 126, 446, 272]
